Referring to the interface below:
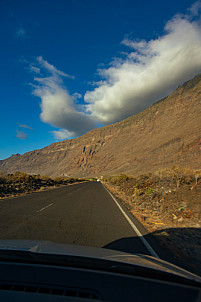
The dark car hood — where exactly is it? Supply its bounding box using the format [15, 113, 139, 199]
[0, 239, 200, 284]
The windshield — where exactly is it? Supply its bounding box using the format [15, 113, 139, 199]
[0, 0, 201, 280]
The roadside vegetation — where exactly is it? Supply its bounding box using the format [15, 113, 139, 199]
[103, 168, 201, 231]
[103, 168, 201, 276]
[0, 171, 87, 199]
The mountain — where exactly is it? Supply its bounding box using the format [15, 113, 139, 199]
[1, 74, 201, 177]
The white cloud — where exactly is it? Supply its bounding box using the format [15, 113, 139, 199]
[188, 1, 201, 16]
[37, 56, 74, 79]
[31, 56, 95, 137]
[51, 129, 74, 140]
[15, 26, 28, 39]
[16, 130, 28, 140]
[19, 124, 33, 130]
[30, 4, 201, 138]
[72, 92, 82, 99]
[84, 12, 201, 124]
[29, 65, 41, 74]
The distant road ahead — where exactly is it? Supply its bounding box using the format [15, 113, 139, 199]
[0, 182, 157, 256]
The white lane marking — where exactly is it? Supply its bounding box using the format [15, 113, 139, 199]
[103, 184, 160, 259]
[36, 203, 53, 213]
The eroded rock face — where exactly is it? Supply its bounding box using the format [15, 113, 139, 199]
[1, 74, 201, 177]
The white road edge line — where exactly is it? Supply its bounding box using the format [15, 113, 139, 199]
[36, 203, 54, 213]
[103, 184, 160, 259]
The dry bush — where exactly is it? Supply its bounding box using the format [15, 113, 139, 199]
[40, 175, 51, 181]
[4, 171, 30, 182]
[110, 174, 129, 184]
[155, 166, 195, 188]
[53, 177, 64, 183]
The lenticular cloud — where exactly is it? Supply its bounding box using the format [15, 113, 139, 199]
[30, 6, 201, 139]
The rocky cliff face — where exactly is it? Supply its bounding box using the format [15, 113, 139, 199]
[1, 74, 201, 177]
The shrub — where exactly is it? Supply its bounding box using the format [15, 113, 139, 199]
[133, 187, 143, 196]
[53, 177, 64, 183]
[11, 171, 30, 182]
[40, 175, 51, 181]
[113, 174, 129, 184]
[90, 178, 98, 181]
[146, 188, 154, 196]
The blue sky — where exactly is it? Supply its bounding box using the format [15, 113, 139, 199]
[1, 0, 201, 160]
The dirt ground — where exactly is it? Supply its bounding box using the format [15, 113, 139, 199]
[103, 172, 201, 276]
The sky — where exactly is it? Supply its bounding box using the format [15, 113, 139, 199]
[1, 0, 201, 160]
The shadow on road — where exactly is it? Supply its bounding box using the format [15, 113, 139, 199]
[103, 227, 201, 277]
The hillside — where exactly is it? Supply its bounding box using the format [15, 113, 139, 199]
[1, 73, 201, 177]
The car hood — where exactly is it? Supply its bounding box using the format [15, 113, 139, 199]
[0, 239, 200, 284]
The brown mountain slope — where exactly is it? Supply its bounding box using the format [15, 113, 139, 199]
[1, 74, 201, 177]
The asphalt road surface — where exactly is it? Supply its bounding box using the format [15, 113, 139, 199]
[0, 181, 158, 256]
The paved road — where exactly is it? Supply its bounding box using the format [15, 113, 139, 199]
[0, 182, 156, 256]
